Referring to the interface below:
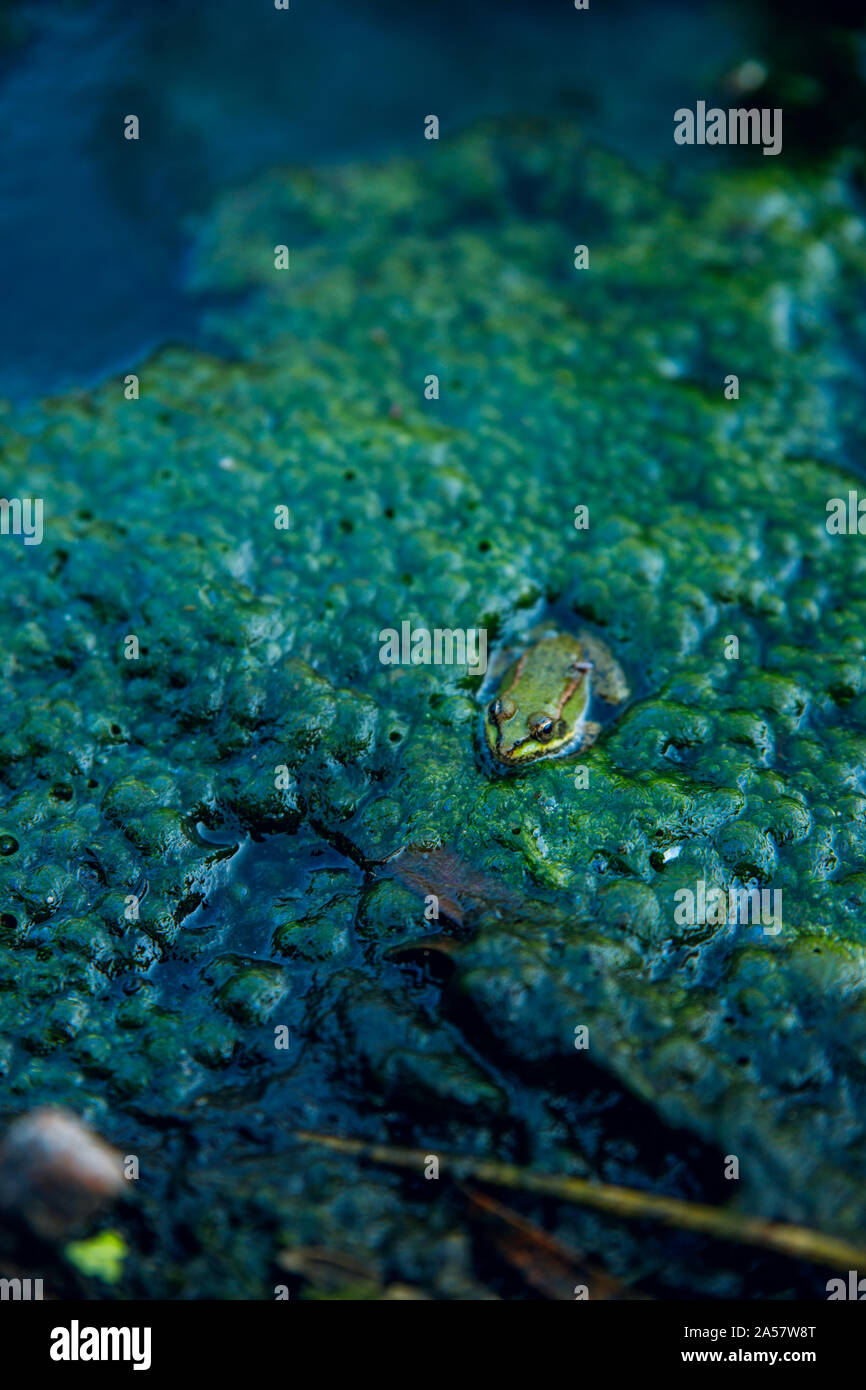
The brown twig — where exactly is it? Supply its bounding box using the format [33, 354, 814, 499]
[292, 1129, 866, 1273]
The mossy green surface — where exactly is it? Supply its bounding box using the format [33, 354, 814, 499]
[1, 119, 866, 1296]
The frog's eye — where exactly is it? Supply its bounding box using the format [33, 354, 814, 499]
[489, 697, 516, 723]
[528, 712, 556, 742]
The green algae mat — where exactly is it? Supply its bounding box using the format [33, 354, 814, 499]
[2, 118, 866, 1298]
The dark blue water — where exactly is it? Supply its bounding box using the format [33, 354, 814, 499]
[0, 0, 745, 401]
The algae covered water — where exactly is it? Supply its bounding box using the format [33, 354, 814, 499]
[1, 0, 866, 1313]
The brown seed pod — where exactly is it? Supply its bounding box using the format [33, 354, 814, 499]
[0, 1107, 125, 1240]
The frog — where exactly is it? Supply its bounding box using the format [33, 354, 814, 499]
[482, 627, 629, 766]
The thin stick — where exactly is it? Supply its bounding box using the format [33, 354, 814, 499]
[292, 1129, 866, 1272]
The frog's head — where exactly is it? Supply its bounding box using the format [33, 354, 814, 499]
[483, 642, 593, 765]
[485, 698, 569, 763]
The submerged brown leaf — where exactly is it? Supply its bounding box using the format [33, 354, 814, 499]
[384, 842, 523, 927]
[463, 1184, 642, 1301]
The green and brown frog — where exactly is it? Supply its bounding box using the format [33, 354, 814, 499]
[482, 628, 629, 766]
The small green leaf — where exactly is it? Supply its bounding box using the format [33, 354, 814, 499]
[64, 1229, 128, 1284]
